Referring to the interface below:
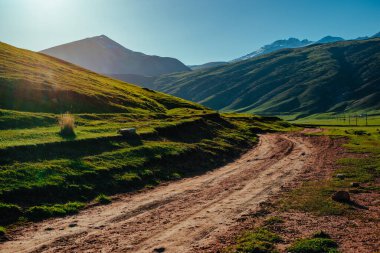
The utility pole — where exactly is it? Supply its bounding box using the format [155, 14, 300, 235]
[366, 114, 368, 126]
[356, 115, 358, 126]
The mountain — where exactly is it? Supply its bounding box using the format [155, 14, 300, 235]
[40, 35, 190, 77]
[372, 32, 380, 38]
[355, 36, 369, 40]
[0, 41, 202, 113]
[315, 36, 344, 44]
[153, 38, 380, 118]
[231, 32, 379, 63]
[232, 38, 313, 62]
[188, 62, 229, 70]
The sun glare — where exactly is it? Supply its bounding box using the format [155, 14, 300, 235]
[25, 0, 65, 11]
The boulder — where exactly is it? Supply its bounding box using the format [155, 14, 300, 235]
[117, 128, 137, 136]
[335, 174, 346, 180]
[350, 182, 360, 187]
[331, 191, 350, 202]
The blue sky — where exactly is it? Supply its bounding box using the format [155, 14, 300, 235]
[1, 0, 380, 64]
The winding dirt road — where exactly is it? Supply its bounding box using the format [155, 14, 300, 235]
[1, 133, 317, 253]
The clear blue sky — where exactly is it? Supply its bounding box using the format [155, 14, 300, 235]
[1, 0, 379, 64]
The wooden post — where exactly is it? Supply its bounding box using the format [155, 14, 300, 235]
[366, 114, 368, 126]
[356, 115, 358, 126]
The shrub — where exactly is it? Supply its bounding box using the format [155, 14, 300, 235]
[0, 203, 22, 225]
[120, 172, 141, 182]
[95, 194, 111, 205]
[0, 226, 6, 236]
[287, 238, 339, 253]
[353, 130, 367, 136]
[58, 112, 75, 137]
[25, 202, 84, 221]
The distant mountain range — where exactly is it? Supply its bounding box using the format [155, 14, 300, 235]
[191, 32, 379, 71]
[40, 35, 190, 80]
[233, 38, 314, 62]
[152, 38, 380, 118]
[231, 34, 370, 62]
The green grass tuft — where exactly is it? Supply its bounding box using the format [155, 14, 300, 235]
[0, 226, 7, 236]
[95, 194, 111, 205]
[0, 203, 22, 225]
[287, 237, 339, 253]
[25, 202, 85, 221]
[224, 228, 282, 253]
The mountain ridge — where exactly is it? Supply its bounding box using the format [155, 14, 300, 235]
[153, 38, 380, 118]
[231, 31, 379, 62]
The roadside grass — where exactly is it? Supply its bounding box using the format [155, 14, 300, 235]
[281, 125, 380, 215]
[95, 194, 112, 205]
[286, 112, 380, 126]
[0, 109, 293, 225]
[223, 228, 282, 253]
[0, 226, 6, 236]
[25, 202, 85, 221]
[287, 236, 339, 253]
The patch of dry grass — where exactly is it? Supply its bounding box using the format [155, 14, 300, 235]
[59, 112, 75, 137]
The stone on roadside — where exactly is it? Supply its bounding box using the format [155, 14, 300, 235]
[331, 191, 350, 202]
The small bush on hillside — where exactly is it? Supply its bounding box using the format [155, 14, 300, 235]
[25, 202, 84, 221]
[0, 203, 22, 225]
[95, 194, 111, 205]
[58, 112, 75, 137]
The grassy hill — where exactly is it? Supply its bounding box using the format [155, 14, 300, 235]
[154, 38, 380, 119]
[0, 42, 291, 226]
[0, 41, 200, 114]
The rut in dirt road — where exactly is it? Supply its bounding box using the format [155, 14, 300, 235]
[1, 133, 316, 253]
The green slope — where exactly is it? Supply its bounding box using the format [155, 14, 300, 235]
[0, 41, 202, 113]
[154, 38, 380, 118]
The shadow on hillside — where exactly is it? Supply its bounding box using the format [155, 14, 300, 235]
[0, 135, 143, 165]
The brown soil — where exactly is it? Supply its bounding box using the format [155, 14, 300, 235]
[1, 131, 379, 252]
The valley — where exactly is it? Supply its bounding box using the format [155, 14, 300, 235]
[1, 3, 379, 252]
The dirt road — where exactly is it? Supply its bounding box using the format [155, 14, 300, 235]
[1, 133, 317, 253]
